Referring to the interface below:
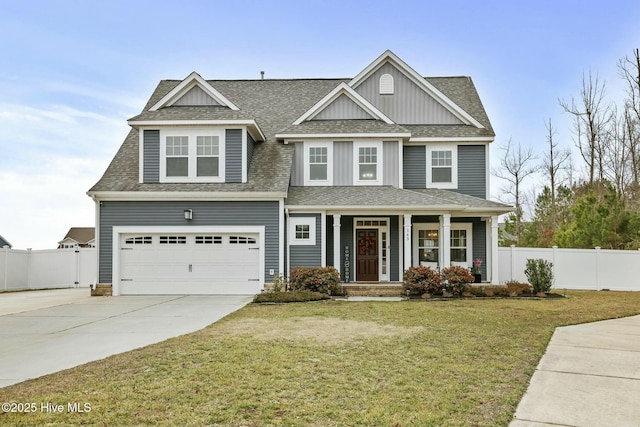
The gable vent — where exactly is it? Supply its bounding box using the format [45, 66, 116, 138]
[379, 73, 394, 94]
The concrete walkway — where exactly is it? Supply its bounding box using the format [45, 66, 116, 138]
[510, 314, 640, 427]
[0, 288, 91, 315]
[0, 290, 252, 388]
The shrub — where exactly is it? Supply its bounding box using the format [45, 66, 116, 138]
[403, 266, 443, 295]
[505, 280, 532, 296]
[254, 290, 330, 303]
[441, 266, 474, 296]
[289, 266, 341, 295]
[270, 273, 289, 293]
[524, 259, 554, 294]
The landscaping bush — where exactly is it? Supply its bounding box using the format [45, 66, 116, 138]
[441, 265, 474, 296]
[524, 258, 554, 294]
[505, 280, 532, 296]
[289, 266, 341, 295]
[253, 290, 330, 303]
[403, 266, 443, 295]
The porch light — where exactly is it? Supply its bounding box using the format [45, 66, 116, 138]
[184, 209, 193, 220]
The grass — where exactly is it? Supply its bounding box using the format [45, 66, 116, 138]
[2, 291, 640, 426]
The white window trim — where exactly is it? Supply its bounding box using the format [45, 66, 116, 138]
[412, 223, 472, 267]
[303, 141, 333, 186]
[289, 217, 317, 246]
[159, 127, 225, 183]
[353, 141, 383, 186]
[426, 144, 457, 189]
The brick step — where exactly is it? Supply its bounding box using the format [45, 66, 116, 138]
[91, 284, 113, 296]
[341, 284, 403, 297]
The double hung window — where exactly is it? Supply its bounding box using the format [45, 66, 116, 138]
[160, 128, 224, 182]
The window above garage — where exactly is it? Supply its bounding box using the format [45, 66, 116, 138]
[159, 128, 226, 183]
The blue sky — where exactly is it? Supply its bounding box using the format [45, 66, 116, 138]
[1, 0, 639, 249]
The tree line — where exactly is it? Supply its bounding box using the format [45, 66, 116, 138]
[497, 49, 640, 249]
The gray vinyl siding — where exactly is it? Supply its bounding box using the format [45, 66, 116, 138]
[334, 141, 353, 185]
[456, 145, 486, 198]
[289, 214, 322, 269]
[383, 141, 399, 187]
[326, 216, 333, 267]
[340, 216, 354, 282]
[225, 129, 242, 183]
[403, 145, 426, 188]
[353, 62, 463, 125]
[173, 85, 221, 106]
[290, 142, 303, 186]
[472, 219, 487, 280]
[246, 132, 256, 174]
[389, 215, 399, 281]
[313, 94, 373, 120]
[143, 130, 160, 183]
[99, 201, 280, 284]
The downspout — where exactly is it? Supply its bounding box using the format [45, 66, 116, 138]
[91, 194, 100, 291]
[285, 208, 289, 279]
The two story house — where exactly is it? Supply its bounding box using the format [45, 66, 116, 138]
[88, 50, 511, 296]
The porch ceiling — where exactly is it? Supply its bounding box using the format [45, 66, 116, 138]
[285, 186, 512, 214]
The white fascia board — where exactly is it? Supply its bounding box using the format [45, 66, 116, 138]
[348, 50, 485, 129]
[128, 120, 266, 142]
[87, 191, 286, 201]
[462, 206, 514, 215]
[285, 205, 466, 213]
[149, 72, 239, 111]
[408, 136, 495, 143]
[292, 82, 394, 125]
[276, 133, 411, 140]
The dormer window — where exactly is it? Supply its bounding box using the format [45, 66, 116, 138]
[159, 128, 225, 183]
[379, 73, 394, 94]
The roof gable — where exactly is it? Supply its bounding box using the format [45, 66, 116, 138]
[293, 82, 393, 125]
[349, 50, 484, 128]
[149, 72, 239, 111]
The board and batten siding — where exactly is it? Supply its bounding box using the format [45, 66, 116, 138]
[456, 145, 486, 198]
[353, 62, 463, 125]
[143, 130, 160, 183]
[173, 85, 221, 106]
[313, 94, 373, 120]
[288, 214, 322, 269]
[383, 141, 399, 187]
[334, 141, 353, 185]
[225, 129, 242, 183]
[290, 142, 304, 186]
[98, 201, 280, 284]
[403, 145, 427, 188]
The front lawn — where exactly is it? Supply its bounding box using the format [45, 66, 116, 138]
[2, 291, 640, 426]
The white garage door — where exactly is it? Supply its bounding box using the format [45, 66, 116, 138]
[119, 233, 261, 295]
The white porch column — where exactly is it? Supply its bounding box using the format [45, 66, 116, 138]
[441, 214, 451, 269]
[491, 215, 499, 284]
[403, 214, 412, 270]
[333, 214, 341, 274]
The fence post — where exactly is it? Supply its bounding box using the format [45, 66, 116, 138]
[75, 245, 80, 288]
[595, 246, 601, 290]
[3, 246, 8, 291]
[510, 245, 516, 281]
[552, 246, 558, 289]
[26, 248, 32, 289]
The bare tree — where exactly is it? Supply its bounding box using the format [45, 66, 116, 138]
[618, 49, 640, 187]
[560, 70, 611, 184]
[493, 138, 538, 244]
[604, 105, 630, 194]
[541, 118, 571, 214]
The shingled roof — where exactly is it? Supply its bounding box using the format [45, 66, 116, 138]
[89, 73, 494, 195]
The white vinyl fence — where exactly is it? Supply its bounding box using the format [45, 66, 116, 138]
[0, 247, 96, 292]
[499, 246, 640, 291]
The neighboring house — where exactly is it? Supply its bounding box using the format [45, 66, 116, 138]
[88, 50, 512, 296]
[0, 235, 12, 248]
[58, 227, 96, 249]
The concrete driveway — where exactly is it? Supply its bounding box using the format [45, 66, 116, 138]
[0, 289, 252, 388]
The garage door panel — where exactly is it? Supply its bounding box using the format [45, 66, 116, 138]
[119, 232, 262, 295]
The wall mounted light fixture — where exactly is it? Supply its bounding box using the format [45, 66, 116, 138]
[184, 209, 193, 220]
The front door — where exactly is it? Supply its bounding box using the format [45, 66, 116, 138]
[356, 229, 378, 281]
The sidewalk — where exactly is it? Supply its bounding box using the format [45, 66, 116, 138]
[0, 288, 90, 315]
[510, 314, 640, 427]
